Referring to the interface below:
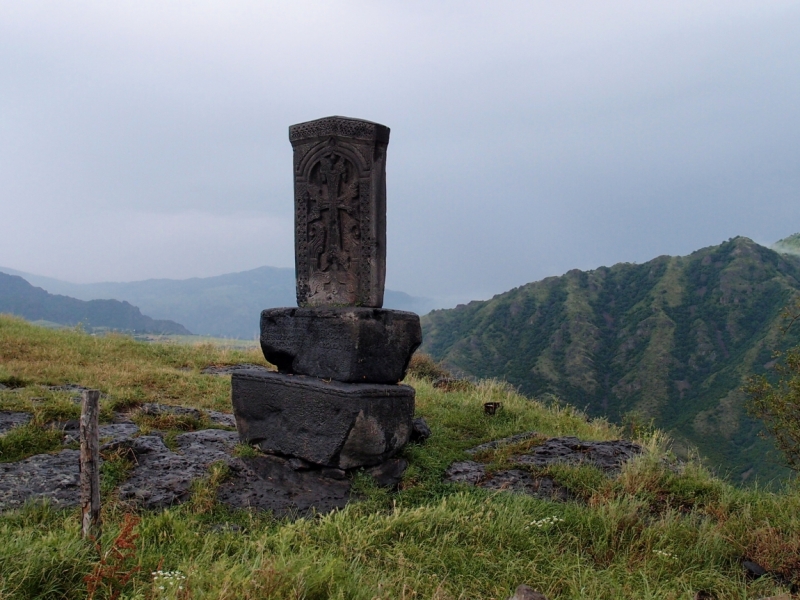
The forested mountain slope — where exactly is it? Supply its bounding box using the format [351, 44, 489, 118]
[421, 237, 800, 483]
[0, 272, 191, 335]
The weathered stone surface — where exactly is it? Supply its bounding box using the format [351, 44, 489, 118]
[260, 307, 421, 383]
[100, 423, 140, 440]
[444, 460, 486, 485]
[140, 403, 203, 420]
[481, 470, 573, 502]
[134, 403, 236, 428]
[465, 431, 543, 455]
[2, 423, 407, 516]
[232, 370, 414, 469]
[443, 461, 572, 501]
[0, 449, 82, 510]
[207, 410, 236, 428]
[118, 429, 240, 509]
[445, 435, 642, 502]
[98, 423, 140, 450]
[0, 411, 32, 435]
[47, 418, 80, 444]
[290, 116, 390, 308]
[511, 437, 642, 473]
[217, 454, 352, 517]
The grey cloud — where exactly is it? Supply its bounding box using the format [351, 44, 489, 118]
[1, 1, 799, 302]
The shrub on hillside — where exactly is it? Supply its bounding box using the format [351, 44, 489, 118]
[406, 352, 451, 381]
[745, 299, 800, 471]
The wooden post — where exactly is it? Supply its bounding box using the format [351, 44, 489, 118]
[80, 389, 101, 539]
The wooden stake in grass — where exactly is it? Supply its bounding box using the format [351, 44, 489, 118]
[80, 389, 101, 539]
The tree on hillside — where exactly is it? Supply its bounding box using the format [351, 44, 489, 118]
[745, 299, 800, 471]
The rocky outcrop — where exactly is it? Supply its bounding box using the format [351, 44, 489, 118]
[444, 433, 642, 501]
[1, 408, 415, 515]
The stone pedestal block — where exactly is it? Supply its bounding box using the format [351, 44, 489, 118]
[231, 370, 414, 469]
[260, 307, 421, 383]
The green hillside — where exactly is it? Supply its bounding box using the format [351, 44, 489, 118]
[772, 232, 800, 256]
[421, 237, 800, 484]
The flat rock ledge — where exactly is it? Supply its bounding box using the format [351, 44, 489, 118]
[0, 411, 32, 435]
[444, 434, 643, 502]
[0, 418, 406, 516]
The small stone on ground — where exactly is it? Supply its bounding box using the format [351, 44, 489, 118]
[410, 417, 431, 442]
[508, 584, 549, 600]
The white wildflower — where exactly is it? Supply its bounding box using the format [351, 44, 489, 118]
[525, 516, 565, 529]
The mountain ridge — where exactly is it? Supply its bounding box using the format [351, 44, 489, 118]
[421, 236, 800, 483]
[0, 272, 191, 335]
[0, 266, 437, 339]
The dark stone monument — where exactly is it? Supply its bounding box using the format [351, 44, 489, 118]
[232, 116, 421, 480]
[290, 116, 390, 308]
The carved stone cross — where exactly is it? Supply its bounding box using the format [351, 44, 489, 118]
[290, 116, 390, 307]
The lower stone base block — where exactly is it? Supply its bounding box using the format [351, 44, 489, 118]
[232, 370, 414, 469]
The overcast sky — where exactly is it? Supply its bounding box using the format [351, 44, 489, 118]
[2, 1, 799, 305]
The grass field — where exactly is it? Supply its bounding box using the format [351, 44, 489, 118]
[132, 334, 260, 351]
[1, 315, 799, 599]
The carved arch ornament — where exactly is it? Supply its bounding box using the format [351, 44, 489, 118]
[298, 143, 363, 305]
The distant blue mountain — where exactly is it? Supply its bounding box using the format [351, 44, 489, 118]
[0, 272, 191, 335]
[0, 266, 436, 339]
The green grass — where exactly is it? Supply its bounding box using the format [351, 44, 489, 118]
[1, 315, 799, 599]
[0, 314, 270, 413]
[0, 423, 64, 462]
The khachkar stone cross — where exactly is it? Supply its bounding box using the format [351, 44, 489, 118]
[231, 117, 422, 479]
[291, 116, 389, 307]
